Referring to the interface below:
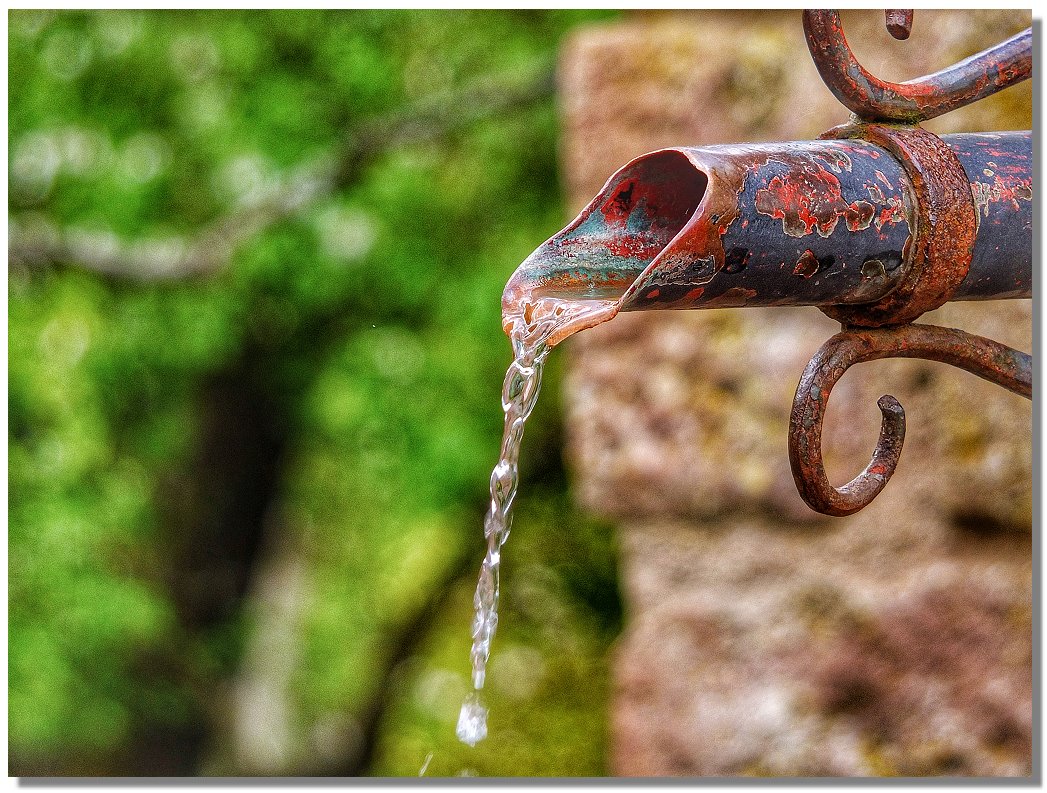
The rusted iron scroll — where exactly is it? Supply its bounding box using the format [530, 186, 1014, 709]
[789, 324, 1032, 517]
[802, 10, 1032, 123]
[789, 9, 1032, 516]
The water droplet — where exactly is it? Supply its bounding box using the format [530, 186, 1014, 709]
[456, 694, 488, 747]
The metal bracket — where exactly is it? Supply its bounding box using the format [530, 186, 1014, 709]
[788, 9, 1033, 516]
[802, 10, 1032, 123]
[789, 324, 1032, 517]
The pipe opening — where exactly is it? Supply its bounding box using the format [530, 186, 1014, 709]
[508, 150, 708, 303]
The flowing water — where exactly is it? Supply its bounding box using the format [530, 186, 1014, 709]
[456, 295, 618, 746]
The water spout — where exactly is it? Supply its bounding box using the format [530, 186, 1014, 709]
[502, 133, 1031, 345]
[502, 149, 708, 347]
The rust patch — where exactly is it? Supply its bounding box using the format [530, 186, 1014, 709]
[793, 249, 820, 278]
[972, 175, 1033, 217]
[790, 323, 1030, 516]
[701, 286, 758, 308]
[821, 124, 977, 328]
[755, 160, 885, 239]
[885, 8, 913, 40]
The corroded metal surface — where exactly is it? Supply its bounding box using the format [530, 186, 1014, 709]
[802, 10, 1032, 123]
[503, 8, 1032, 518]
[952, 132, 1033, 300]
[789, 323, 1032, 516]
[884, 9, 913, 41]
[623, 141, 913, 310]
[503, 132, 1030, 324]
[789, 8, 1033, 514]
[819, 124, 976, 327]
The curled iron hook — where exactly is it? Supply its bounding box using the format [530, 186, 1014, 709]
[802, 10, 1032, 122]
[789, 323, 1031, 517]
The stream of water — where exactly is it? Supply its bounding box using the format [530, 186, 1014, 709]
[456, 296, 618, 746]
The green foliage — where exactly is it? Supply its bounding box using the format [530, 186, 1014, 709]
[9, 270, 180, 757]
[9, 8, 620, 776]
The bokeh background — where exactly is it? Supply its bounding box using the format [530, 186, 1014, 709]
[9, 9, 623, 776]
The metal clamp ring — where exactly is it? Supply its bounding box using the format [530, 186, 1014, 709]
[818, 124, 977, 328]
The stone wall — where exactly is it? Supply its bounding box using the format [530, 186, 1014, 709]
[557, 10, 1032, 777]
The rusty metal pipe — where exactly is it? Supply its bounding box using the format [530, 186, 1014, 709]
[503, 131, 1030, 334]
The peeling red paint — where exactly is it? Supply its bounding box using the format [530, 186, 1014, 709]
[972, 174, 1032, 217]
[815, 149, 853, 173]
[844, 201, 876, 231]
[875, 196, 906, 230]
[755, 160, 884, 238]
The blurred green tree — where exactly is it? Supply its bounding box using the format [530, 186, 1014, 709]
[9, 9, 621, 776]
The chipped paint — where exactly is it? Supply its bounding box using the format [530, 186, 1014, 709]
[754, 160, 880, 238]
[504, 134, 1026, 323]
[794, 250, 820, 278]
[874, 196, 906, 230]
[815, 149, 853, 173]
[972, 175, 1032, 217]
